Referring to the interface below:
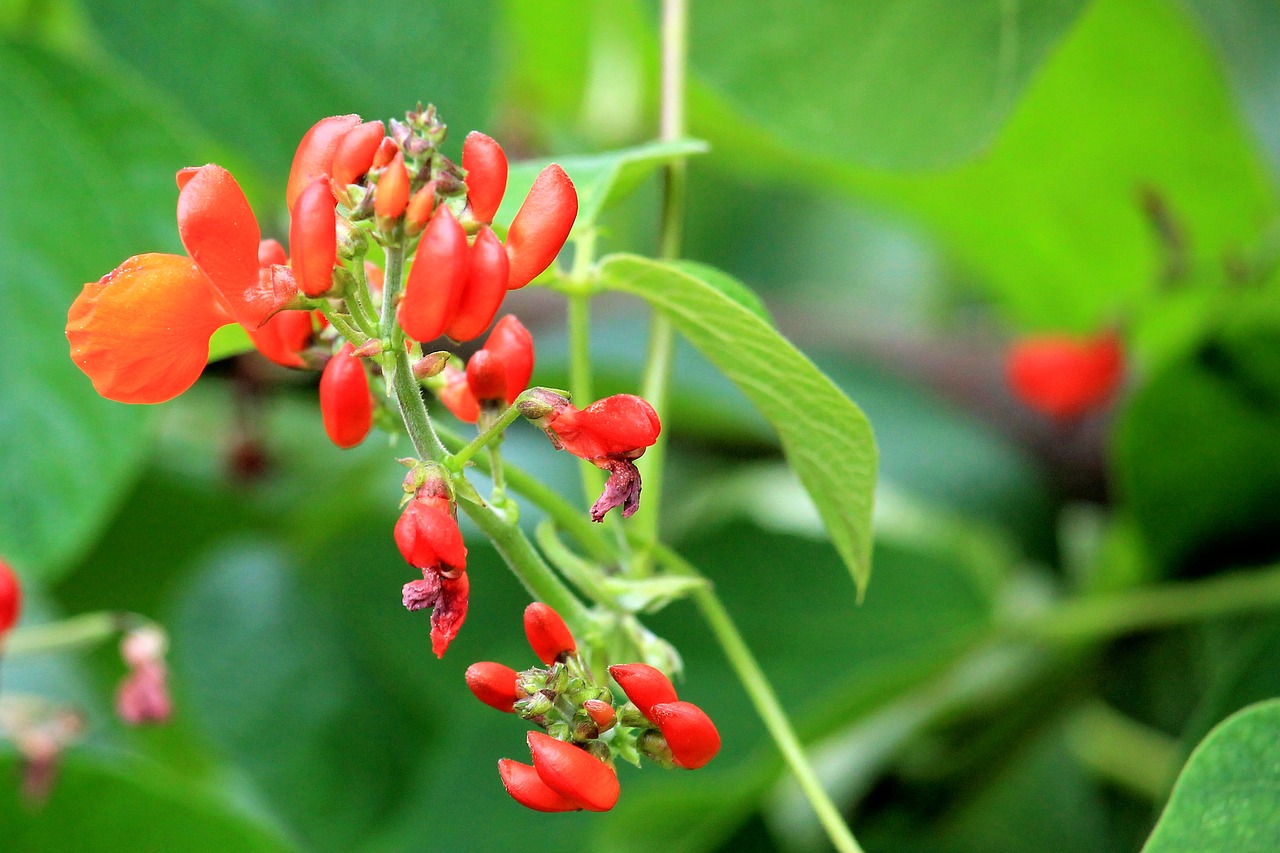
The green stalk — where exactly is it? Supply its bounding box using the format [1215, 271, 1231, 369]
[458, 499, 591, 629]
[381, 241, 446, 460]
[655, 543, 865, 853]
[567, 291, 605, 505]
[448, 404, 522, 471]
[435, 424, 616, 564]
[3, 612, 130, 658]
[315, 303, 372, 349]
[1006, 562, 1280, 644]
[633, 0, 690, 555]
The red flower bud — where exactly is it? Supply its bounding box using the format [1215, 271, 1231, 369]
[290, 178, 338, 297]
[649, 701, 720, 769]
[395, 496, 467, 577]
[319, 344, 373, 448]
[438, 365, 480, 424]
[498, 759, 582, 813]
[0, 559, 21, 635]
[465, 349, 507, 403]
[462, 131, 508, 224]
[484, 315, 534, 405]
[526, 731, 619, 812]
[399, 207, 470, 342]
[331, 120, 385, 188]
[257, 238, 288, 268]
[374, 151, 410, 219]
[583, 699, 616, 732]
[608, 663, 678, 719]
[505, 164, 577, 289]
[443, 226, 509, 342]
[371, 137, 397, 170]
[287, 114, 362, 210]
[465, 662, 520, 712]
[523, 602, 576, 664]
[1006, 331, 1123, 421]
[405, 182, 437, 233]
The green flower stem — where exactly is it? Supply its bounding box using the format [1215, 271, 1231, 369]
[486, 444, 507, 496]
[346, 258, 380, 338]
[380, 240, 446, 461]
[315, 303, 371, 349]
[447, 404, 522, 471]
[457, 497, 592, 631]
[1065, 701, 1179, 802]
[1005, 562, 1280, 645]
[633, 0, 691, 564]
[3, 612, 131, 658]
[654, 542, 865, 853]
[434, 424, 616, 564]
[535, 520, 617, 610]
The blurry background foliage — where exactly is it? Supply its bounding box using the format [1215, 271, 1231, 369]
[3, 0, 1280, 850]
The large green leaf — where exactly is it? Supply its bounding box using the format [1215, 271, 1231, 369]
[81, 0, 499, 194]
[597, 254, 877, 596]
[690, 0, 1088, 171]
[0, 41, 205, 578]
[1143, 699, 1280, 853]
[691, 0, 1277, 332]
[0, 753, 294, 853]
[169, 545, 423, 853]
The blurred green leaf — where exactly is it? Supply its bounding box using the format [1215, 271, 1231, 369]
[498, 138, 709, 236]
[689, 0, 1087, 170]
[0, 753, 294, 853]
[0, 41, 206, 578]
[693, 0, 1277, 331]
[1143, 699, 1280, 853]
[1115, 319, 1280, 575]
[597, 255, 877, 596]
[80, 0, 499, 195]
[169, 546, 423, 853]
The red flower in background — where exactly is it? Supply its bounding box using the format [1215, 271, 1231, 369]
[1006, 331, 1124, 422]
[437, 315, 536, 423]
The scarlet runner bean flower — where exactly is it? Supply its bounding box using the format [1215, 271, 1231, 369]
[521, 392, 662, 521]
[505, 164, 578, 289]
[0, 558, 21, 635]
[462, 131, 508, 225]
[67, 165, 298, 403]
[1005, 330, 1124, 422]
[397, 473, 470, 657]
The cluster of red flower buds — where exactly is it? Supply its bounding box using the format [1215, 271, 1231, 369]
[66, 104, 577, 418]
[1005, 330, 1125, 422]
[65, 104, 666, 658]
[465, 603, 720, 812]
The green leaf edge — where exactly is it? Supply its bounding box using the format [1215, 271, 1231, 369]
[1143, 697, 1280, 852]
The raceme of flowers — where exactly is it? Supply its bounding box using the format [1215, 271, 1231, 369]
[59, 107, 683, 809]
[468, 603, 721, 812]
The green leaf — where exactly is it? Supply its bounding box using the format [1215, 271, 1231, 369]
[689, 0, 1088, 170]
[692, 0, 1276, 332]
[498, 138, 709, 235]
[1143, 699, 1280, 853]
[0, 753, 294, 853]
[597, 254, 877, 596]
[81, 0, 500, 193]
[170, 545, 424, 853]
[0, 41, 206, 579]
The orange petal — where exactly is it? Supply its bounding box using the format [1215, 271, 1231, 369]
[178, 164, 296, 329]
[67, 254, 231, 403]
